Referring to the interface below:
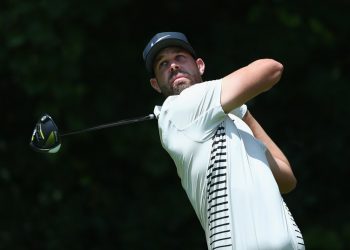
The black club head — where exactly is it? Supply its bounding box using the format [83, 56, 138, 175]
[30, 114, 61, 153]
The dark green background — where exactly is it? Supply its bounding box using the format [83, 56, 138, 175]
[1, 0, 349, 249]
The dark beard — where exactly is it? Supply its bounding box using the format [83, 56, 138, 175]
[173, 81, 193, 95]
[159, 69, 202, 97]
[160, 80, 193, 97]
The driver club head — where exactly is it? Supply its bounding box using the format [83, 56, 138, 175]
[30, 114, 61, 153]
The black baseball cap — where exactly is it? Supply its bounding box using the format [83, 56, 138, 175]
[143, 32, 196, 74]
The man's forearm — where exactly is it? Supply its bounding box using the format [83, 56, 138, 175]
[243, 110, 297, 193]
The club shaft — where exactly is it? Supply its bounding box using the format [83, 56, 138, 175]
[61, 114, 155, 137]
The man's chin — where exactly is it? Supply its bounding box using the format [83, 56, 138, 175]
[174, 82, 192, 95]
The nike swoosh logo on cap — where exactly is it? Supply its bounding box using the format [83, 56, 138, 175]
[151, 35, 171, 47]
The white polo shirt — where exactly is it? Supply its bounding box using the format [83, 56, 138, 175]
[156, 79, 304, 250]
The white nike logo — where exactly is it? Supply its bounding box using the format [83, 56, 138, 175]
[151, 35, 171, 47]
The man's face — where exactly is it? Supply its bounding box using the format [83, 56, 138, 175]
[150, 47, 205, 97]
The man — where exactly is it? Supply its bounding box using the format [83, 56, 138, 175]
[143, 32, 305, 250]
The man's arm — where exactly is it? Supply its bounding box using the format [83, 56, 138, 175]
[243, 111, 297, 193]
[220, 58, 296, 193]
[221, 59, 283, 113]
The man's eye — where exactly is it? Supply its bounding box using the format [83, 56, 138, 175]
[159, 61, 168, 68]
[176, 55, 186, 62]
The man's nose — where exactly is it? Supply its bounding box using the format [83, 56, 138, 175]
[170, 61, 180, 71]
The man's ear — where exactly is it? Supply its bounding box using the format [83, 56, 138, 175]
[150, 78, 161, 93]
[196, 58, 205, 76]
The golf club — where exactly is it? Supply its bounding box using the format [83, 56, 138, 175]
[29, 112, 156, 154]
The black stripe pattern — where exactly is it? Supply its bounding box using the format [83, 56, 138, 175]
[206, 124, 232, 249]
[283, 201, 305, 249]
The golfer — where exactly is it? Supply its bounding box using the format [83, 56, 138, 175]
[143, 32, 305, 250]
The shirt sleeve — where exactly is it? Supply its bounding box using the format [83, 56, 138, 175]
[164, 79, 226, 141]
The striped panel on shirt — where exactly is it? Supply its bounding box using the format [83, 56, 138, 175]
[206, 124, 232, 250]
[283, 200, 305, 249]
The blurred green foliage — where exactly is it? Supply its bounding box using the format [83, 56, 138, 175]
[0, 0, 349, 249]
